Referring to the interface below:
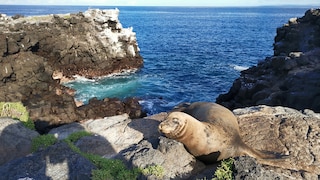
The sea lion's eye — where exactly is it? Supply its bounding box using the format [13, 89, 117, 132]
[173, 118, 179, 123]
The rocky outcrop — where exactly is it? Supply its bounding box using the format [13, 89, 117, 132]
[0, 8, 143, 78]
[1, 105, 319, 179]
[217, 8, 320, 112]
[0, 9, 145, 133]
[274, 9, 320, 56]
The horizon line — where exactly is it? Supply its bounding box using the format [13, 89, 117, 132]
[0, 4, 319, 7]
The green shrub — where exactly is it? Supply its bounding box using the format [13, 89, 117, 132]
[141, 165, 165, 178]
[91, 157, 140, 180]
[31, 134, 57, 152]
[213, 158, 234, 180]
[0, 102, 35, 130]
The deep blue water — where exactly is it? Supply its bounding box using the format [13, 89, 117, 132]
[0, 5, 312, 114]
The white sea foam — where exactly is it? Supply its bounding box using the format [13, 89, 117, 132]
[232, 65, 249, 71]
[69, 69, 138, 83]
[72, 75, 96, 82]
[99, 68, 139, 79]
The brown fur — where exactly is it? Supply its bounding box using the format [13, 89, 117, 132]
[159, 102, 283, 162]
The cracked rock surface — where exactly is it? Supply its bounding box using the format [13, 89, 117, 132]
[233, 105, 320, 179]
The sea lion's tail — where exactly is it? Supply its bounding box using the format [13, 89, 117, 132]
[240, 142, 288, 160]
[239, 142, 320, 173]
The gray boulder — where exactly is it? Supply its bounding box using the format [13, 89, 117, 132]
[0, 117, 39, 166]
[116, 137, 206, 180]
[81, 114, 144, 157]
[0, 142, 96, 180]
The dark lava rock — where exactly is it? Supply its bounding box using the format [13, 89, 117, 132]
[217, 8, 320, 113]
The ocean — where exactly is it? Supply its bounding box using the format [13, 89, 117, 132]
[0, 5, 313, 114]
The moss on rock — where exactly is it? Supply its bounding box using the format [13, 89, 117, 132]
[0, 102, 35, 130]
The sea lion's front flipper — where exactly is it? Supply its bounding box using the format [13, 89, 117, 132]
[196, 151, 221, 164]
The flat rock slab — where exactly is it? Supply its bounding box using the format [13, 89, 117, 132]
[81, 114, 144, 156]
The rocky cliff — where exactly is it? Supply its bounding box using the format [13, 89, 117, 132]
[217, 8, 320, 112]
[0, 8, 142, 78]
[0, 9, 144, 133]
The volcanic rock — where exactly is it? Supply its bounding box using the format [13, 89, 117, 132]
[217, 8, 320, 112]
[0, 9, 145, 133]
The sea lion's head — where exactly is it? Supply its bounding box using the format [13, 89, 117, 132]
[158, 112, 188, 139]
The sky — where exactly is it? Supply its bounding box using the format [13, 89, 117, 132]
[1, 0, 319, 7]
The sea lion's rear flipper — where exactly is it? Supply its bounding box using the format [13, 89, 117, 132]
[241, 144, 298, 170]
[240, 142, 288, 160]
[257, 150, 289, 160]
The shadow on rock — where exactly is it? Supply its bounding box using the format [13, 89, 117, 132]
[0, 141, 96, 179]
[0, 117, 39, 166]
[0, 118, 117, 179]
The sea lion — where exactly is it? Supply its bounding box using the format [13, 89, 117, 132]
[159, 102, 283, 164]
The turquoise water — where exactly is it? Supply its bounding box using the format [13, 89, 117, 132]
[0, 6, 311, 114]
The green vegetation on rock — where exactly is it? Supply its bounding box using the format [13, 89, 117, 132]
[64, 131, 140, 180]
[31, 134, 58, 152]
[0, 102, 35, 130]
[90, 158, 141, 180]
[213, 158, 234, 180]
[62, 14, 71, 19]
[66, 130, 92, 142]
[63, 131, 91, 154]
[141, 164, 165, 179]
[30, 129, 165, 179]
